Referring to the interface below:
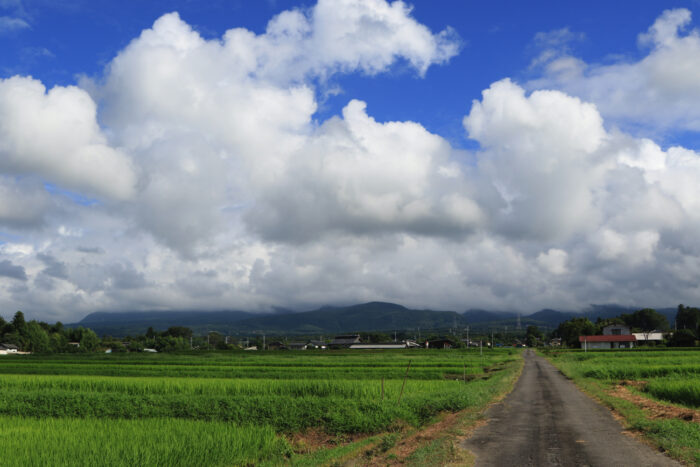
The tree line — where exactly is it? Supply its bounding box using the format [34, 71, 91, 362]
[0, 311, 205, 353]
[553, 305, 700, 347]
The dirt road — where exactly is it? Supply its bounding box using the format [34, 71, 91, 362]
[463, 350, 681, 466]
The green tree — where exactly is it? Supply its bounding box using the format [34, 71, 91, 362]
[11, 311, 27, 336]
[623, 308, 669, 338]
[668, 329, 696, 347]
[79, 328, 100, 352]
[26, 321, 50, 353]
[364, 332, 391, 343]
[155, 336, 190, 352]
[49, 332, 69, 353]
[676, 304, 700, 337]
[2, 331, 23, 349]
[51, 321, 65, 334]
[163, 326, 193, 339]
[525, 325, 542, 347]
[555, 317, 596, 347]
[206, 331, 227, 350]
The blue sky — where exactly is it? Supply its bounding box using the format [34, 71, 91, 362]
[4, 0, 700, 148]
[2, 0, 700, 321]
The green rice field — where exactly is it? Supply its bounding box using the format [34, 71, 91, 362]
[0, 349, 521, 466]
[544, 348, 700, 464]
[544, 349, 700, 407]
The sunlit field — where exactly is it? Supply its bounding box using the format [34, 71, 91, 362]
[0, 349, 520, 466]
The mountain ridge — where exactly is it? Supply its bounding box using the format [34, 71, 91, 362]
[70, 302, 679, 337]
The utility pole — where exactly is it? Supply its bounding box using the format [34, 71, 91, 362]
[263, 334, 266, 351]
[466, 326, 470, 348]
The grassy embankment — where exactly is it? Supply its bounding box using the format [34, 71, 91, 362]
[543, 348, 700, 465]
[0, 349, 522, 466]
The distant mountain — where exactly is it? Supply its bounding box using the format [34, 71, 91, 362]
[459, 309, 556, 331]
[73, 310, 256, 336]
[70, 302, 467, 337]
[528, 309, 577, 323]
[70, 302, 680, 337]
[231, 302, 466, 334]
[462, 309, 516, 323]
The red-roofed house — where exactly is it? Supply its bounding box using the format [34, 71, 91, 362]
[579, 334, 636, 350]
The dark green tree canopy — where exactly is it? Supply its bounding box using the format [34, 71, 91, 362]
[622, 308, 669, 332]
[555, 317, 595, 347]
[669, 328, 696, 347]
[676, 304, 700, 337]
[525, 325, 542, 347]
[11, 310, 27, 335]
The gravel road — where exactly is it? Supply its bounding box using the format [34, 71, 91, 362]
[463, 350, 681, 466]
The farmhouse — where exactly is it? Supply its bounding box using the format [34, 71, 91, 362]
[426, 338, 454, 349]
[329, 335, 361, 348]
[307, 340, 326, 349]
[579, 335, 636, 349]
[267, 341, 285, 350]
[0, 343, 18, 353]
[580, 324, 637, 349]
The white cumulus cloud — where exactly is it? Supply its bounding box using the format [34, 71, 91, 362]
[3, 3, 700, 322]
[0, 76, 137, 200]
[529, 8, 700, 133]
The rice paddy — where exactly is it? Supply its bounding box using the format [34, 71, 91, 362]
[0, 349, 521, 466]
[545, 349, 700, 407]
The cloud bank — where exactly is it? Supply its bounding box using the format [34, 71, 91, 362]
[530, 8, 700, 134]
[1, 2, 700, 321]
